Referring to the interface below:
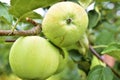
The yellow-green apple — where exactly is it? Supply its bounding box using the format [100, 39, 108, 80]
[42, 1, 88, 47]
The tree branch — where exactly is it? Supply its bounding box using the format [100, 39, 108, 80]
[26, 17, 38, 26]
[0, 24, 41, 36]
[0, 17, 42, 36]
[5, 39, 16, 42]
[89, 45, 120, 78]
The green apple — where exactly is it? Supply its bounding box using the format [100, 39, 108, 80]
[55, 48, 68, 74]
[42, 1, 88, 47]
[9, 36, 60, 80]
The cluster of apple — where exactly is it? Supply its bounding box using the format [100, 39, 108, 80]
[9, 1, 88, 80]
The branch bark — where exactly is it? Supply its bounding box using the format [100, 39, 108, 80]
[0, 24, 41, 36]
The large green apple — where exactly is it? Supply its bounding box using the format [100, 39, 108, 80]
[42, 1, 88, 47]
[9, 36, 60, 80]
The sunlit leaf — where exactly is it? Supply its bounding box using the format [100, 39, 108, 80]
[9, 0, 60, 18]
[19, 11, 43, 22]
[102, 42, 120, 61]
[78, 0, 93, 8]
[90, 56, 105, 69]
[0, 2, 13, 24]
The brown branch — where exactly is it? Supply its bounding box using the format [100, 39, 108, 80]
[0, 24, 41, 36]
[89, 45, 120, 78]
[26, 17, 38, 26]
[5, 39, 16, 42]
[89, 45, 104, 62]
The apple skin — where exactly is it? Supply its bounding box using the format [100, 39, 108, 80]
[9, 36, 60, 80]
[42, 1, 88, 47]
[55, 48, 68, 74]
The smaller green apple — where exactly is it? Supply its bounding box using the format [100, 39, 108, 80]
[9, 36, 60, 80]
[42, 1, 88, 47]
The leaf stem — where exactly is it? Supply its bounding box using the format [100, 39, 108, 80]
[92, 45, 107, 48]
[11, 19, 20, 32]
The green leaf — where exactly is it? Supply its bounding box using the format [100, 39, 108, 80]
[10, 0, 17, 5]
[95, 0, 120, 2]
[69, 49, 83, 62]
[113, 75, 120, 80]
[88, 7, 101, 28]
[9, 0, 60, 18]
[19, 11, 43, 22]
[87, 65, 113, 80]
[0, 21, 11, 30]
[95, 29, 115, 45]
[78, 0, 93, 9]
[78, 61, 90, 73]
[94, 22, 117, 45]
[0, 43, 13, 74]
[102, 42, 120, 61]
[0, 2, 13, 24]
[67, 0, 78, 3]
[90, 56, 105, 69]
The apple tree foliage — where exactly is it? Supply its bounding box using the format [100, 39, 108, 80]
[0, 0, 120, 80]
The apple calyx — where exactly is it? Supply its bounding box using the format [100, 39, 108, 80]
[66, 18, 72, 25]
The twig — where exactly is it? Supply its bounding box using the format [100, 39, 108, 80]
[5, 39, 16, 42]
[26, 17, 38, 26]
[89, 45, 104, 62]
[89, 45, 120, 78]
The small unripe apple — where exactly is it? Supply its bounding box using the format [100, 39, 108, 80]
[42, 1, 88, 47]
[9, 36, 60, 80]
